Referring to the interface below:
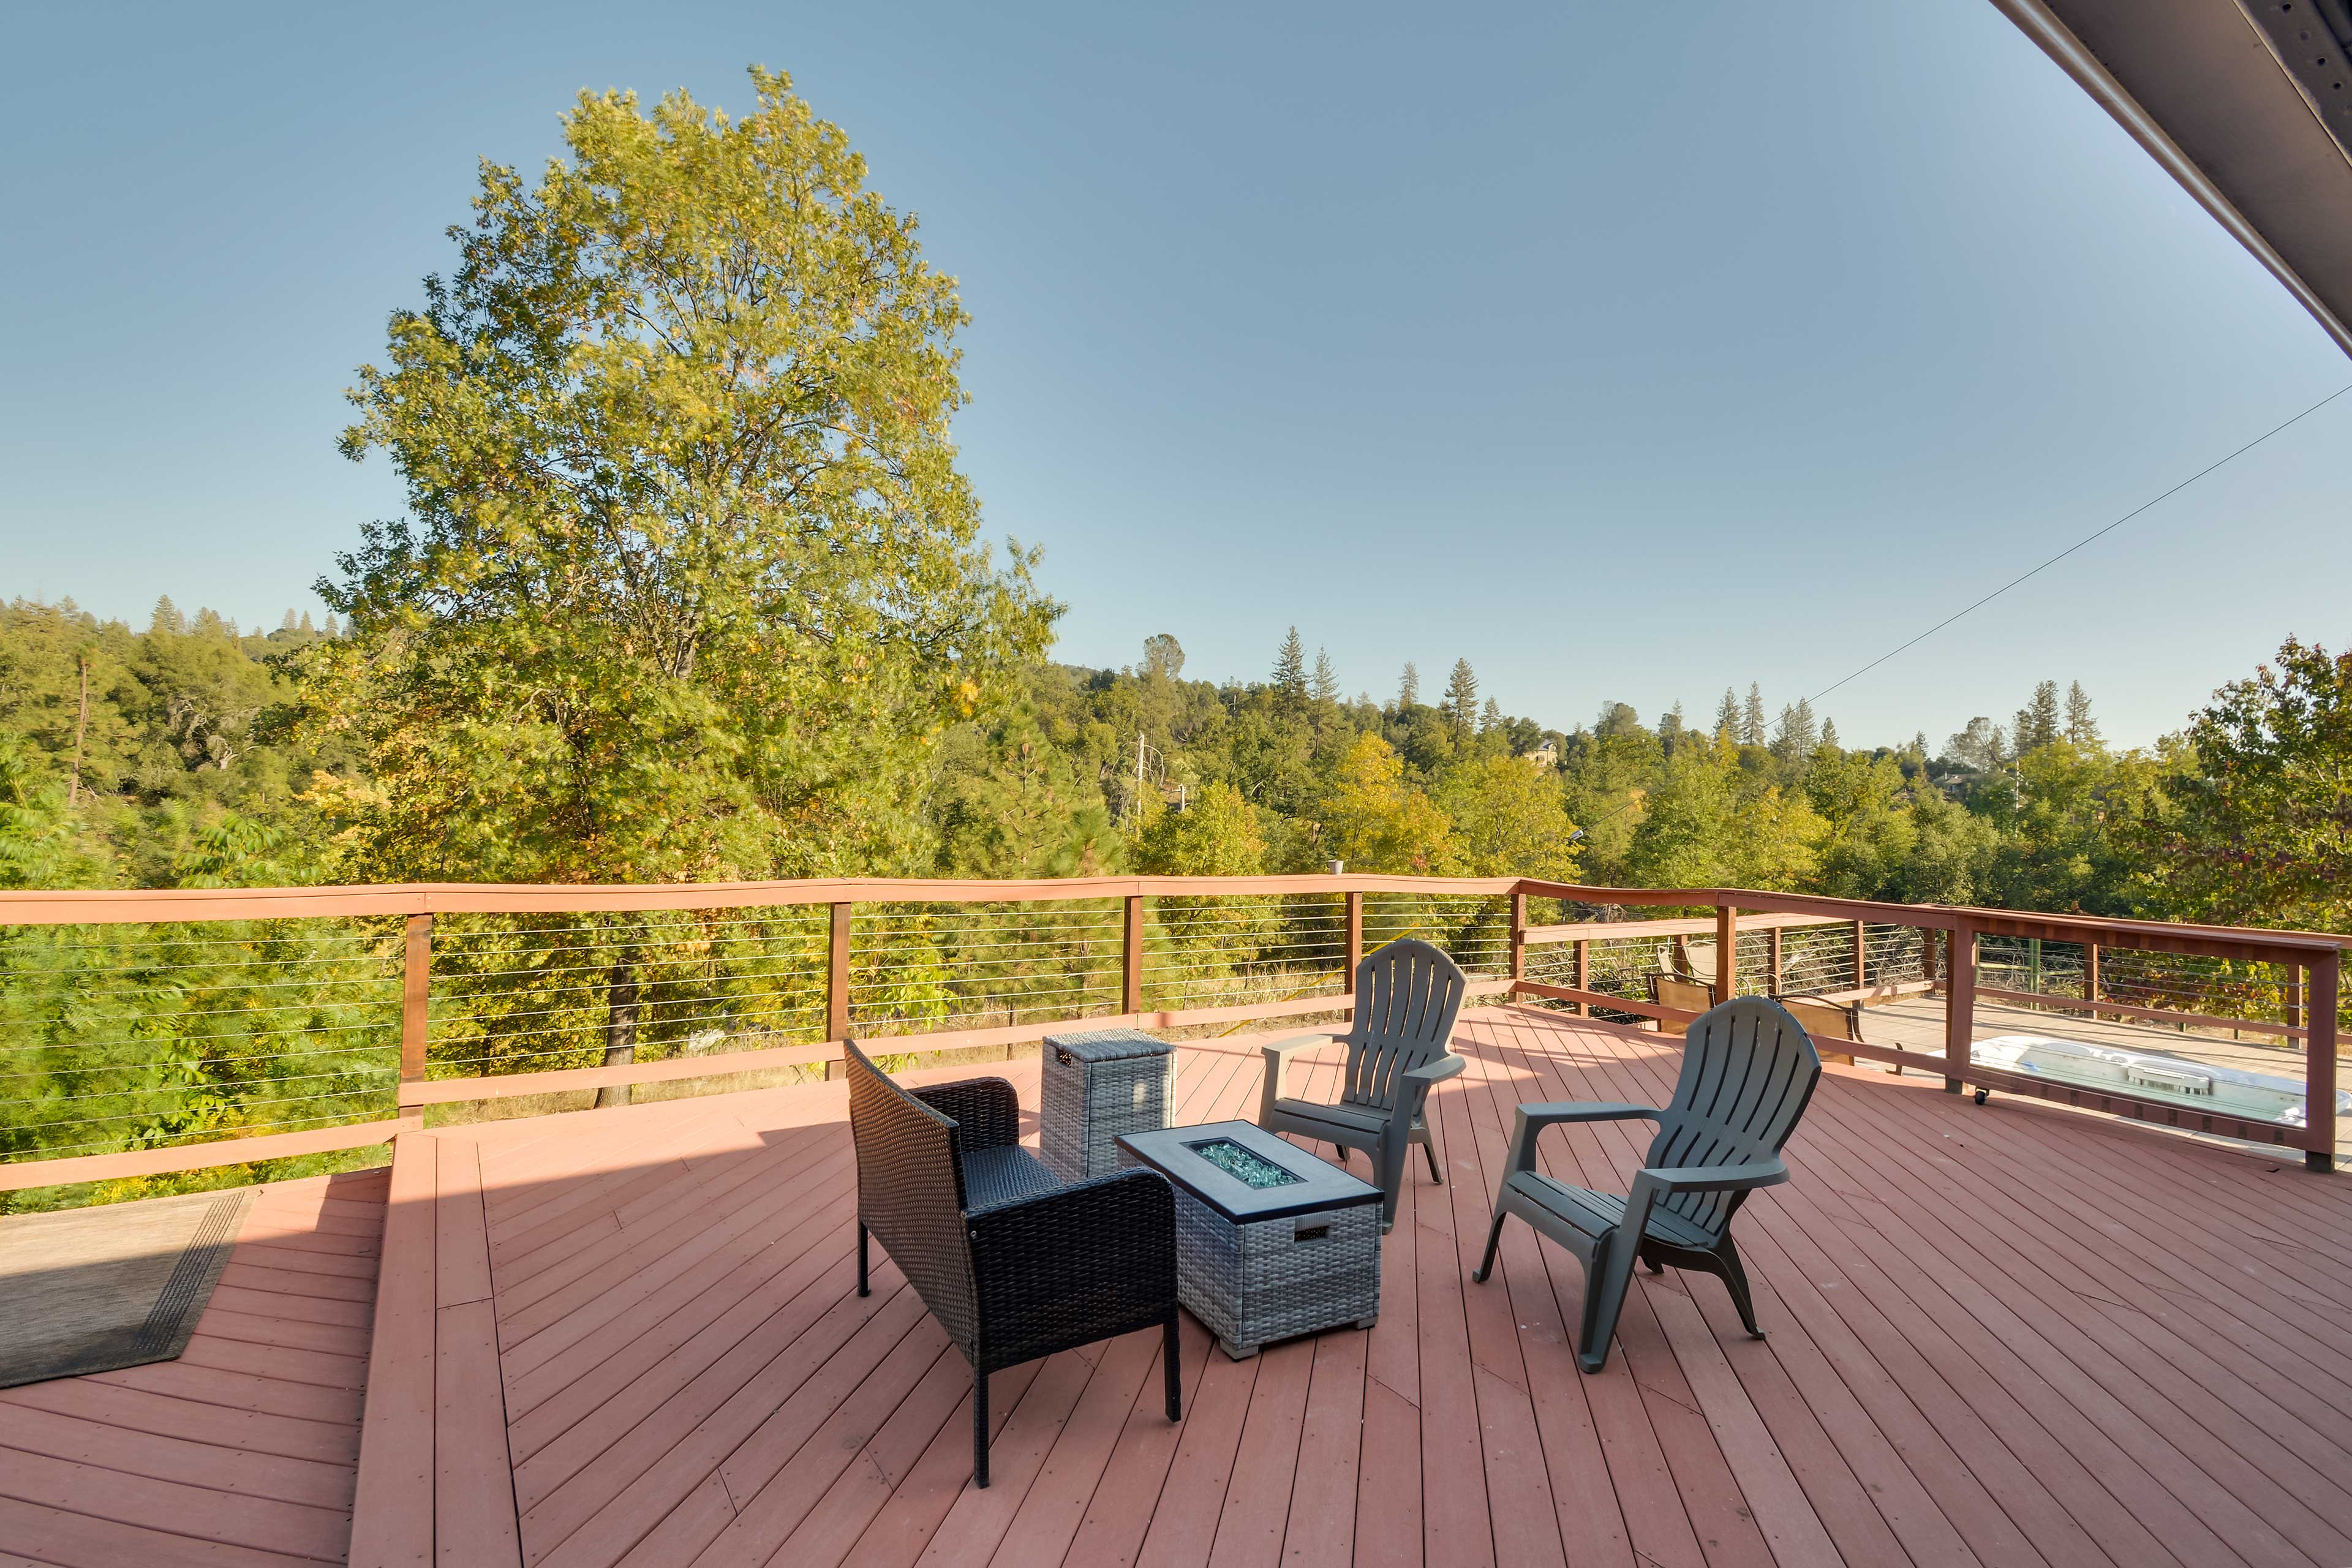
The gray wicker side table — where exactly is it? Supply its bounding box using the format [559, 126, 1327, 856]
[1040, 1028, 1177, 1181]
[1117, 1120, 1382, 1360]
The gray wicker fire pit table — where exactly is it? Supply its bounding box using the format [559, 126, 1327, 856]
[1115, 1119, 1381, 1360]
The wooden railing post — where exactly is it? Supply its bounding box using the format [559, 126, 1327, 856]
[2086, 942, 2100, 1003]
[1123, 895, 1145, 1017]
[1768, 925, 1784, 996]
[2309, 951, 2339, 1174]
[1573, 939, 1589, 1017]
[1852, 919, 1868, 993]
[1715, 902, 1739, 1003]
[1344, 890, 1364, 992]
[1945, 919, 1976, 1095]
[1509, 891, 1528, 985]
[400, 913, 432, 1093]
[827, 902, 852, 1043]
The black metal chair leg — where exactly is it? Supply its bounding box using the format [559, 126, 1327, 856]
[1471, 1210, 1506, 1283]
[973, 1367, 990, 1488]
[1163, 1313, 1183, 1420]
[856, 1222, 870, 1297]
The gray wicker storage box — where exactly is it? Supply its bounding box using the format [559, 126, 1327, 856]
[1117, 1120, 1382, 1360]
[1040, 1028, 1177, 1181]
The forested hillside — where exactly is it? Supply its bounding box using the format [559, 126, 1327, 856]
[9, 593, 2345, 940]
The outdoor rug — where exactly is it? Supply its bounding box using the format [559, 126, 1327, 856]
[0, 1186, 255, 1389]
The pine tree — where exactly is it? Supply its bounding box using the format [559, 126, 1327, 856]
[1479, 696, 1502, 734]
[1441, 658, 1479, 737]
[1770, 699, 1818, 763]
[1742, 683, 1767, 747]
[1311, 648, 1340, 704]
[1913, 730, 1930, 761]
[1396, 662, 1420, 710]
[299, 611, 317, 635]
[1660, 701, 1687, 743]
[1820, 716, 1839, 751]
[323, 612, 341, 638]
[150, 595, 185, 636]
[2022, 679, 2060, 752]
[2064, 680, 2100, 747]
[1273, 627, 1306, 698]
[1714, 688, 1740, 739]
[282, 609, 300, 633]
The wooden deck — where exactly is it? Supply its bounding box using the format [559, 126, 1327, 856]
[0, 1166, 386, 1566]
[17, 1005, 2352, 1567]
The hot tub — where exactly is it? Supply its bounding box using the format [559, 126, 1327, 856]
[1971, 1033, 2350, 1128]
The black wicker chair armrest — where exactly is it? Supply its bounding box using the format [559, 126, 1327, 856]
[966, 1167, 1177, 1366]
[913, 1077, 1023, 1151]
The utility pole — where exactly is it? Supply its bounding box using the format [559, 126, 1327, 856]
[67, 650, 89, 806]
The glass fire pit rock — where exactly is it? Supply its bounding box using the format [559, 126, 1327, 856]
[1184, 1137, 1303, 1189]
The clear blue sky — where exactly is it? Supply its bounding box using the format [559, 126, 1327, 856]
[5, 1, 2348, 751]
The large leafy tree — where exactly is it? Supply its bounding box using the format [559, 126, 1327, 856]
[299, 68, 1054, 886]
[1433, 753, 1580, 878]
[1323, 734, 1453, 874]
[2143, 637, 2352, 928]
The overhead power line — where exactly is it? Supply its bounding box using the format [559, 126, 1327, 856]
[1559, 379, 2352, 848]
[1806, 380, 2352, 706]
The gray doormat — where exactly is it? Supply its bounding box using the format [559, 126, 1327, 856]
[0, 1186, 255, 1389]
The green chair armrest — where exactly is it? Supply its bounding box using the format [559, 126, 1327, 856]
[1633, 1158, 1789, 1197]
[1518, 1101, 1659, 1126]
[1501, 1100, 1662, 1175]
[1260, 1033, 1336, 1110]
[1403, 1053, 1466, 1085]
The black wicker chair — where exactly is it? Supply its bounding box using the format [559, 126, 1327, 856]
[846, 1040, 1182, 1488]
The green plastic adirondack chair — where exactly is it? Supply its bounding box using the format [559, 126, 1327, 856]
[1258, 938, 1468, 1232]
[1472, 995, 1821, 1372]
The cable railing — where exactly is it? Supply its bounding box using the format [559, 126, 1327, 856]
[0, 874, 2340, 1190]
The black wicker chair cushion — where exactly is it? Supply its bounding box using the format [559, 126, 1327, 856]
[960, 1146, 1061, 1211]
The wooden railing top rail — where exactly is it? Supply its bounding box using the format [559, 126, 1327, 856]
[1514, 882, 2350, 960]
[0, 873, 1525, 926]
[1, 873, 2341, 961]
[1521, 911, 1861, 945]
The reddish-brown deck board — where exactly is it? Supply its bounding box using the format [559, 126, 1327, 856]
[32, 1012, 2328, 1568]
[0, 1167, 384, 1567]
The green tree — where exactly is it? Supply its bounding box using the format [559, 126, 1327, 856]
[1434, 753, 1580, 878]
[1714, 688, 1740, 740]
[2143, 636, 2352, 927]
[1136, 780, 1265, 876]
[1324, 734, 1453, 873]
[1272, 628, 1307, 704]
[1440, 659, 1479, 739]
[1741, 683, 1766, 747]
[1625, 734, 1822, 891]
[2013, 680, 2060, 755]
[1770, 698, 1818, 767]
[2064, 680, 2100, 747]
[299, 67, 1052, 887]
[1396, 662, 1420, 710]
[1310, 648, 1340, 706]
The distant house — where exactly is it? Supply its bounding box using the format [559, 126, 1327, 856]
[1525, 739, 1559, 771]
